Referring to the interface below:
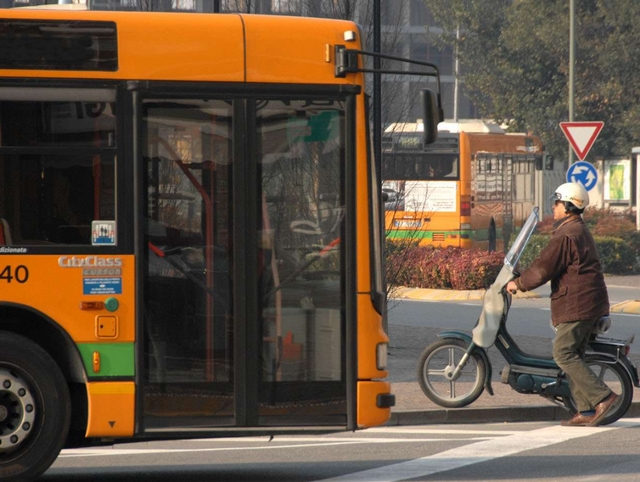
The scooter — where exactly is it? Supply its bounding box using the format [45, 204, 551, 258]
[417, 207, 639, 425]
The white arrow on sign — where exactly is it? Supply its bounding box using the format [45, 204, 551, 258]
[559, 121, 604, 160]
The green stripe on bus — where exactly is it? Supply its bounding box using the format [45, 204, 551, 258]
[386, 230, 471, 240]
[387, 228, 507, 242]
[77, 342, 135, 377]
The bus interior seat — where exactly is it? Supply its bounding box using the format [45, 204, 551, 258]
[0, 218, 12, 245]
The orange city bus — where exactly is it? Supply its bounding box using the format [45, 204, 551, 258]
[0, 7, 443, 481]
[383, 128, 542, 252]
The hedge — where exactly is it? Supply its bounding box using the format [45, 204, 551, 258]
[516, 234, 639, 274]
[386, 243, 504, 290]
[386, 208, 640, 291]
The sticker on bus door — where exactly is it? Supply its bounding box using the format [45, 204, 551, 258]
[83, 277, 122, 295]
[92, 220, 116, 246]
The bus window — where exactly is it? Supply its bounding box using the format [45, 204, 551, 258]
[257, 99, 345, 418]
[0, 90, 116, 246]
[384, 153, 459, 181]
[143, 98, 233, 402]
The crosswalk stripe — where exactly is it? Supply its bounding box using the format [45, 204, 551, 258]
[317, 418, 640, 482]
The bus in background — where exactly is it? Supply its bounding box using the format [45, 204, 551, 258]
[0, 8, 443, 481]
[383, 123, 544, 252]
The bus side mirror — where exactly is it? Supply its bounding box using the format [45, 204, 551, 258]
[421, 89, 442, 146]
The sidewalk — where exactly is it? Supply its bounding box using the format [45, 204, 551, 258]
[393, 273, 640, 312]
[387, 381, 640, 426]
[387, 273, 640, 425]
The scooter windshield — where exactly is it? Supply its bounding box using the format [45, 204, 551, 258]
[505, 207, 540, 270]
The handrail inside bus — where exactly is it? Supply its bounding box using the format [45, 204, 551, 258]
[147, 241, 228, 307]
[264, 237, 341, 299]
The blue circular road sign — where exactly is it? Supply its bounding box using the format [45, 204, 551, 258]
[566, 161, 598, 192]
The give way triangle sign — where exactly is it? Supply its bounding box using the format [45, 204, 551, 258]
[559, 121, 604, 161]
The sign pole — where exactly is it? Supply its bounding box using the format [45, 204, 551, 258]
[569, 0, 575, 165]
[635, 147, 640, 231]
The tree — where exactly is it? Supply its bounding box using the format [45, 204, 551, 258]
[112, 0, 175, 10]
[425, 0, 640, 161]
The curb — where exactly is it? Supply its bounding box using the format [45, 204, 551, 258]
[392, 287, 541, 301]
[611, 300, 640, 315]
[392, 287, 640, 314]
[386, 401, 640, 426]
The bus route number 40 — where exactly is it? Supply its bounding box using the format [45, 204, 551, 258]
[0, 265, 29, 283]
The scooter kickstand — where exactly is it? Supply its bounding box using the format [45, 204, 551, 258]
[540, 393, 571, 410]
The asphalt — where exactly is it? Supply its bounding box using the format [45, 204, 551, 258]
[387, 273, 640, 426]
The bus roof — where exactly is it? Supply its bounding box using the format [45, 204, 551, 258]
[0, 10, 360, 85]
[386, 119, 506, 135]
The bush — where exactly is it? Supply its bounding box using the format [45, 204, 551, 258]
[512, 228, 639, 274]
[592, 236, 636, 273]
[512, 234, 549, 271]
[385, 243, 503, 290]
[386, 208, 640, 291]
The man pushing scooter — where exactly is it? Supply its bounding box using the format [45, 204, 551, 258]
[506, 182, 618, 427]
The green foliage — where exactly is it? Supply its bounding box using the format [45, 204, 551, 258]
[425, 0, 640, 160]
[595, 236, 637, 273]
[512, 234, 550, 271]
[511, 209, 640, 274]
[516, 234, 637, 274]
[386, 208, 640, 291]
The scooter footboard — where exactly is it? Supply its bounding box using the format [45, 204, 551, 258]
[438, 331, 494, 395]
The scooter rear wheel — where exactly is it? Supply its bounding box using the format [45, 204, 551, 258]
[562, 359, 633, 426]
[417, 338, 486, 408]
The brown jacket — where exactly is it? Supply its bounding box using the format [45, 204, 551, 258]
[514, 214, 609, 325]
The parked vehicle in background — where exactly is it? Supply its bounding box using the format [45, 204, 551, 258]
[383, 124, 549, 252]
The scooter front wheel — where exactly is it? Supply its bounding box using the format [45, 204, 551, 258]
[417, 338, 486, 408]
[562, 359, 633, 426]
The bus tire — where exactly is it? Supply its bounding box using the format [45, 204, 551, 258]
[488, 219, 497, 252]
[0, 331, 71, 482]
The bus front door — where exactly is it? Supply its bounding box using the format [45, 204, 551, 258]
[139, 95, 349, 431]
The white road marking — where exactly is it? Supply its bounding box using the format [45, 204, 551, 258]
[59, 426, 535, 459]
[58, 436, 498, 458]
[60, 441, 361, 458]
[316, 418, 640, 482]
[366, 427, 523, 435]
[188, 436, 500, 443]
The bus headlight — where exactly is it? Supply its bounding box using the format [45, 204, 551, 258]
[376, 343, 388, 370]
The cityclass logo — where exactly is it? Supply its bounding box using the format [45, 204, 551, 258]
[58, 256, 123, 268]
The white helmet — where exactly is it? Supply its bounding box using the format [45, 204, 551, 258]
[552, 182, 589, 210]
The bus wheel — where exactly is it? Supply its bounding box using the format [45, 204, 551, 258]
[0, 331, 71, 482]
[488, 219, 497, 253]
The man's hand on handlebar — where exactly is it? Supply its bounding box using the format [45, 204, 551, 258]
[506, 280, 518, 295]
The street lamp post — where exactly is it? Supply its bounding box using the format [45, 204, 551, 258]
[569, 0, 575, 165]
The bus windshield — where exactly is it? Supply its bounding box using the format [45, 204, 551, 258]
[383, 152, 459, 181]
